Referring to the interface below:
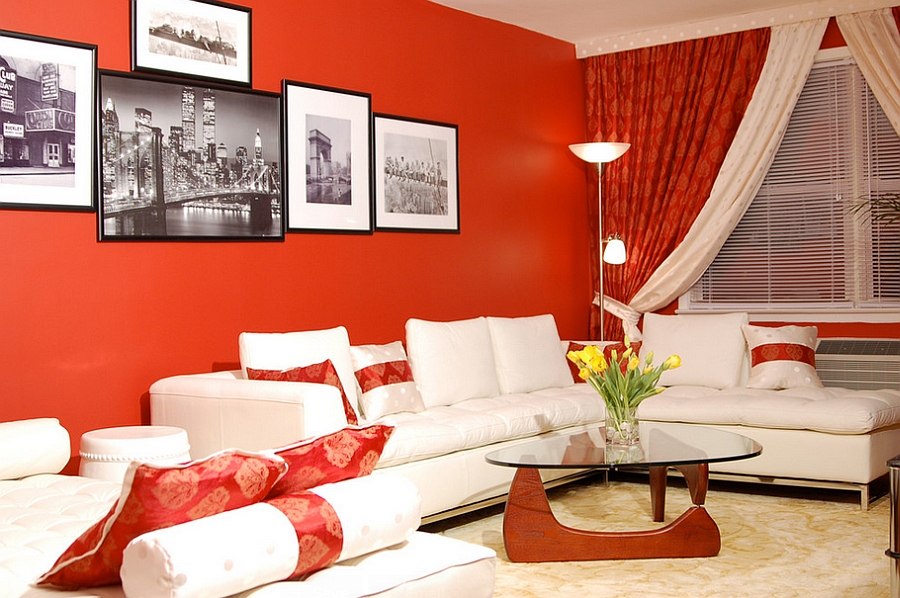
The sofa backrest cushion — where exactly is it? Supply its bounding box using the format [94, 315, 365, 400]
[641, 312, 749, 389]
[487, 314, 572, 394]
[405, 317, 500, 408]
[239, 327, 360, 417]
[0, 418, 70, 480]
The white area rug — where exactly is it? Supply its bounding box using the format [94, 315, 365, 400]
[426, 477, 890, 597]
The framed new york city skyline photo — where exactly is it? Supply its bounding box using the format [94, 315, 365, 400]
[98, 71, 282, 240]
[374, 114, 459, 232]
[0, 30, 97, 211]
[282, 80, 372, 233]
[131, 0, 252, 87]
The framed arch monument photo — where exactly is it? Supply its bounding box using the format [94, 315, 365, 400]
[282, 80, 373, 233]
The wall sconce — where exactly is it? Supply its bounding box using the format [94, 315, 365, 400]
[602, 234, 626, 265]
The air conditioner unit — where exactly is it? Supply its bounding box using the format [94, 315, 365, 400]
[815, 338, 900, 391]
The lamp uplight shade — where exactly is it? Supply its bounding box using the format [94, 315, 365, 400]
[603, 237, 626, 264]
[569, 142, 630, 164]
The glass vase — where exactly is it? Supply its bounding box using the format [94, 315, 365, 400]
[605, 401, 640, 446]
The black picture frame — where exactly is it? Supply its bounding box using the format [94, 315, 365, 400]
[131, 0, 252, 87]
[282, 80, 373, 233]
[0, 30, 97, 212]
[374, 114, 459, 232]
[98, 70, 283, 240]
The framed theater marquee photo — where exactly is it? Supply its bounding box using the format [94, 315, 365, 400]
[132, 0, 252, 87]
[374, 114, 458, 232]
[98, 71, 283, 240]
[0, 30, 97, 211]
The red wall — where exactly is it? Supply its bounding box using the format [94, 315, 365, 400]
[0, 0, 591, 468]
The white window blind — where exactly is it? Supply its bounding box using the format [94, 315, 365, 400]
[686, 54, 900, 313]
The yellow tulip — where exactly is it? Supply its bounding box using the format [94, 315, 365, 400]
[628, 355, 640, 371]
[578, 368, 591, 381]
[663, 354, 682, 370]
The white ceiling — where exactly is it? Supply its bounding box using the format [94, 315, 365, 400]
[428, 0, 899, 56]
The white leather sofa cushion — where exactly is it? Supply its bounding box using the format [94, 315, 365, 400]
[0, 418, 70, 480]
[638, 385, 900, 434]
[405, 317, 501, 408]
[377, 384, 604, 467]
[239, 327, 360, 415]
[0, 474, 121, 595]
[487, 314, 572, 394]
[236, 532, 496, 598]
[641, 312, 750, 389]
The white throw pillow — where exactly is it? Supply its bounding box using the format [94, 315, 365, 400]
[742, 324, 824, 389]
[640, 312, 749, 389]
[487, 314, 572, 394]
[350, 341, 426, 420]
[405, 317, 500, 408]
[239, 326, 359, 415]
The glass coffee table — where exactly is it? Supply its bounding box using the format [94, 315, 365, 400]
[485, 422, 761, 562]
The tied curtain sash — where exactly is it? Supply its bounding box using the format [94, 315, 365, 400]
[583, 28, 770, 340]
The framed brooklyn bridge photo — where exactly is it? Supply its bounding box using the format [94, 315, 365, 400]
[374, 114, 459, 232]
[282, 80, 372, 233]
[131, 0, 252, 87]
[98, 71, 282, 240]
[0, 30, 97, 211]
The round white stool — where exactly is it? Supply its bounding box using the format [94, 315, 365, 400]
[79, 425, 191, 482]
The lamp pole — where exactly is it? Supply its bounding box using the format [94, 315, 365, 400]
[569, 142, 630, 341]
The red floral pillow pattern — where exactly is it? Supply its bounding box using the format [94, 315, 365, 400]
[268, 424, 394, 497]
[38, 450, 287, 589]
[266, 492, 343, 579]
[248, 359, 359, 425]
[566, 341, 642, 382]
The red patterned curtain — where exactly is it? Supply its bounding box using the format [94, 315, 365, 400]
[582, 29, 770, 340]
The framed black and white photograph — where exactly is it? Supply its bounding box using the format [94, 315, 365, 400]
[131, 0, 252, 87]
[283, 80, 372, 233]
[98, 70, 282, 240]
[374, 114, 458, 232]
[0, 30, 97, 211]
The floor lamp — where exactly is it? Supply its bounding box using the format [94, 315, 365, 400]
[569, 142, 630, 341]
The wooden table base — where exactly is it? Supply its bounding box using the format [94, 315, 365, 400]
[502, 465, 721, 562]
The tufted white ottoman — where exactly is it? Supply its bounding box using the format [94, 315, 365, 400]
[79, 425, 191, 482]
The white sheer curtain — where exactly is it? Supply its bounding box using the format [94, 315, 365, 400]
[837, 8, 900, 135]
[604, 19, 828, 339]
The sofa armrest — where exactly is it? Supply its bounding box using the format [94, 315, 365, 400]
[150, 371, 348, 459]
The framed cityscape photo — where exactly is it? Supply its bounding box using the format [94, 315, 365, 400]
[98, 70, 282, 240]
[374, 114, 458, 232]
[283, 80, 372, 233]
[131, 0, 252, 87]
[0, 30, 97, 211]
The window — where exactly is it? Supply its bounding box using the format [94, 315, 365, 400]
[682, 50, 900, 319]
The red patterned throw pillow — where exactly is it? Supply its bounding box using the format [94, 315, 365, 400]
[268, 424, 393, 497]
[265, 492, 344, 579]
[38, 450, 287, 589]
[248, 359, 359, 425]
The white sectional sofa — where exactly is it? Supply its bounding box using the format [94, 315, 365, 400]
[151, 315, 606, 521]
[150, 313, 900, 519]
[0, 418, 496, 597]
